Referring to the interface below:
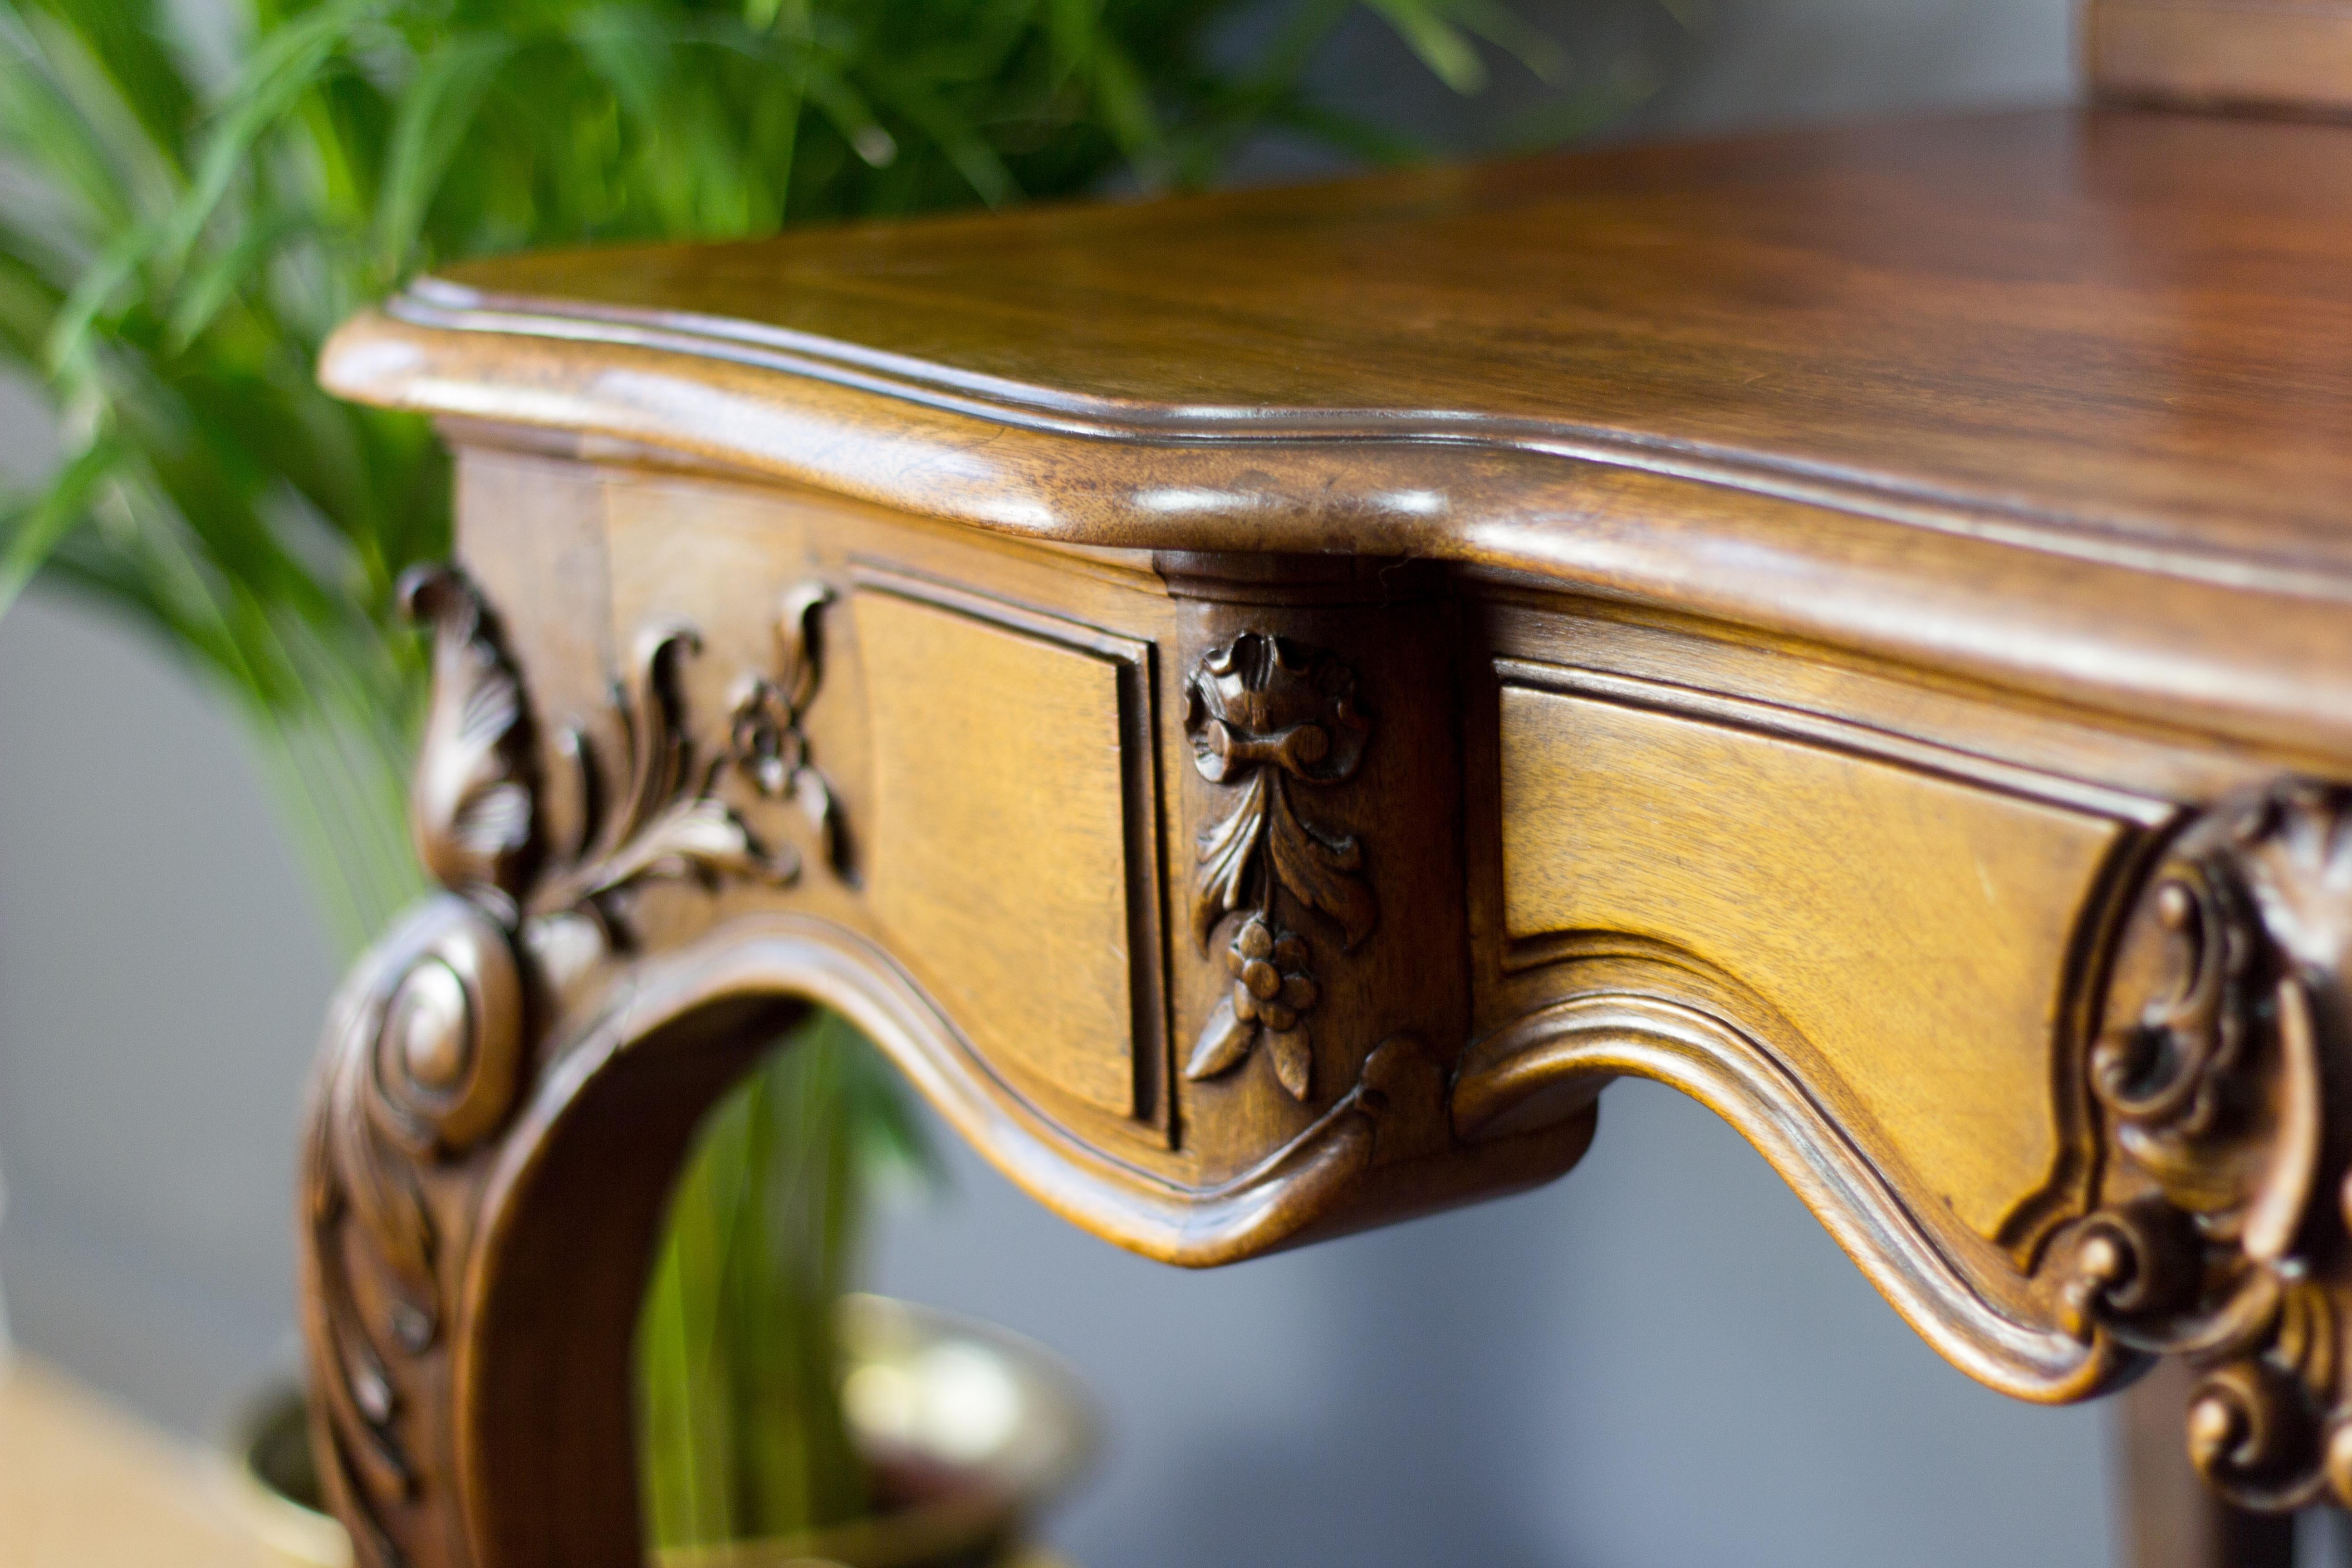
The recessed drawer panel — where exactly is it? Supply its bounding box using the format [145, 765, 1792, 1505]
[856, 576, 1165, 1145]
[1498, 679, 2144, 1246]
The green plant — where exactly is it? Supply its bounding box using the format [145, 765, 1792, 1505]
[639, 1011, 934, 1540]
[0, 0, 1571, 1546]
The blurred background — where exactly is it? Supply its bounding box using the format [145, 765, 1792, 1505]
[0, 0, 2191, 1563]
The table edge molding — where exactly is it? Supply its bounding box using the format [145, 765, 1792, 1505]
[322, 306, 2352, 764]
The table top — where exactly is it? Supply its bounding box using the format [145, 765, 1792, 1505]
[413, 108, 2352, 585]
[326, 106, 2352, 757]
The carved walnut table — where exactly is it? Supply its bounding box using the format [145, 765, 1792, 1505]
[301, 105, 2352, 1568]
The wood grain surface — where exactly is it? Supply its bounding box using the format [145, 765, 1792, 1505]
[389, 109, 2352, 573]
[857, 581, 1156, 1135]
[1495, 680, 2141, 1245]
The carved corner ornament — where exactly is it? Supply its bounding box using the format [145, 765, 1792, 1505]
[2055, 780, 2352, 1510]
[1182, 632, 1377, 1102]
[302, 568, 841, 1566]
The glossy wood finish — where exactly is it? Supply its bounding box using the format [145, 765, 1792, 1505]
[2089, 0, 2352, 117]
[304, 107, 2352, 1568]
[1494, 678, 2152, 1247]
[858, 580, 1162, 1135]
[326, 110, 2352, 760]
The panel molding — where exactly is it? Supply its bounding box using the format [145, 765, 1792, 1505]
[850, 564, 1173, 1147]
[1492, 658, 2171, 1259]
[1491, 659, 2176, 830]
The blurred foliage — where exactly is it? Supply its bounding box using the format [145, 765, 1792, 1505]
[0, 0, 1563, 948]
[640, 1010, 936, 1541]
[0, 0, 1573, 1546]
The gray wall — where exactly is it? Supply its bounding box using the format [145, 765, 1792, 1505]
[874, 1088, 2115, 1567]
[0, 590, 336, 1423]
[0, 3, 2140, 1563]
[1232, 0, 2071, 177]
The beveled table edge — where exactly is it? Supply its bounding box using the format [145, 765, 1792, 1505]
[325, 301, 2352, 766]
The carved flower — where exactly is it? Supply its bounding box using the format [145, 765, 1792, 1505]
[1186, 634, 1377, 954]
[730, 673, 840, 844]
[1230, 915, 1320, 1031]
[1182, 631, 1377, 1105]
[730, 692, 812, 797]
[1186, 913, 1321, 1101]
[1187, 632, 1369, 789]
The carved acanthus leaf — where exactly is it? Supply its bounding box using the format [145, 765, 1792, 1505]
[542, 614, 812, 936]
[1194, 769, 1266, 938]
[1183, 632, 1373, 1102]
[1187, 992, 1254, 1081]
[306, 568, 851, 1567]
[726, 582, 848, 877]
[309, 902, 531, 1568]
[1266, 772, 1376, 950]
[304, 570, 550, 1566]
[399, 567, 538, 921]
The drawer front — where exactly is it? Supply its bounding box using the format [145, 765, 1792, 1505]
[856, 574, 1166, 1142]
[1496, 672, 2156, 1253]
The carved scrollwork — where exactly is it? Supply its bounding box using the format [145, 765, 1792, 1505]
[726, 581, 847, 877]
[307, 899, 525, 1562]
[308, 567, 540, 1565]
[305, 567, 846, 1566]
[402, 568, 539, 920]
[1183, 632, 1376, 1102]
[2058, 780, 2352, 1510]
[541, 619, 799, 936]
[530, 580, 849, 967]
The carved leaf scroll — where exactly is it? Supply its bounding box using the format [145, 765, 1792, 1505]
[1267, 771, 1376, 949]
[403, 568, 539, 921]
[542, 582, 845, 939]
[309, 568, 537, 1566]
[727, 582, 848, 877]
[2057, 781, 2352, 1511]
[1183, 632, 1374, 1102]
[541, 622, 795, 929]
[305, 568, 846, 1566]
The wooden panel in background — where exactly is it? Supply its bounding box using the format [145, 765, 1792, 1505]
[2088, 0, 2352, 116]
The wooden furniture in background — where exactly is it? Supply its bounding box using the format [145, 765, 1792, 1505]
[0, 1360, 271, 1568]
[303, 107, 2352, 1568]
[2087, 0, 2352, 116]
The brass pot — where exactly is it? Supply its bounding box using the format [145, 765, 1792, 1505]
[218, 1295, 1096, 1568]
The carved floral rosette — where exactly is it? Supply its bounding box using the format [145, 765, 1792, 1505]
[1182, 631, 1377, 1102]
[302, 568, 841, 1566]
[2055, 780, 2352, 1510]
